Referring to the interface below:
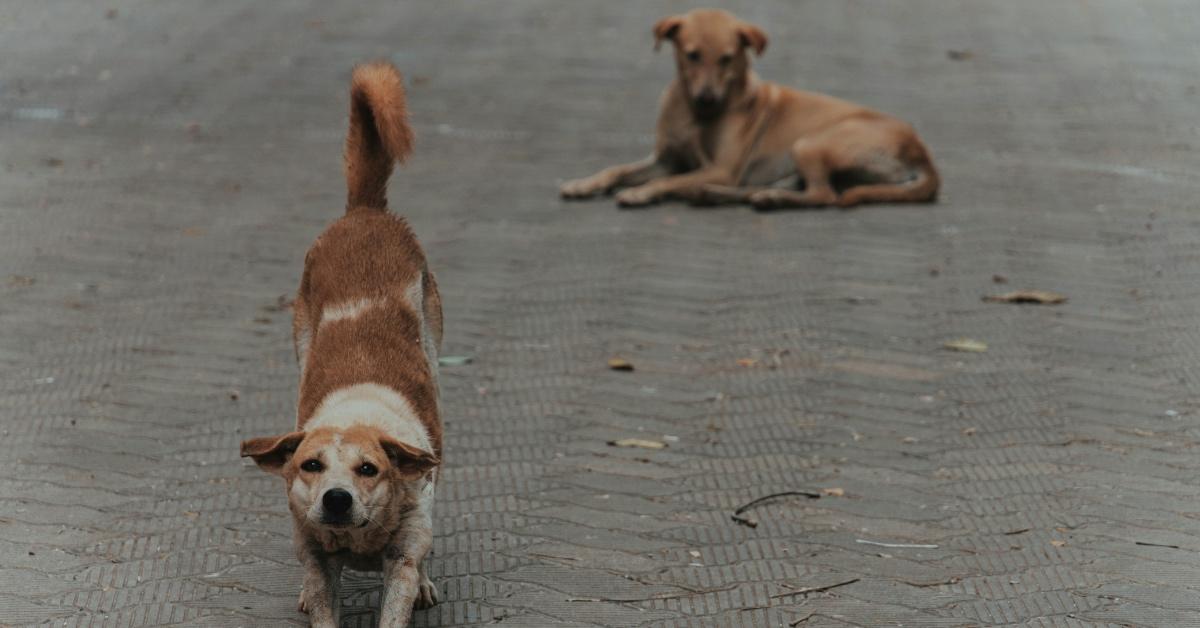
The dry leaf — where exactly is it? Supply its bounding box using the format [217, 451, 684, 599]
[182, 226, 205, 237]
[1050, 540, 1067, 547]
[983, 290, 1067, 305]
[608, 358, 634, 371]
[961, 427, 977, 436]
[736, 358, 758, 367]
[822, 487, 845, 497]
[7, 274, 35, 287]
[943, 338, 988, 353]
[902, 436, 919, 444]
[992, 274, 1009, 284]
[947, 49, 974, 61]
[607, 438, 666, 450]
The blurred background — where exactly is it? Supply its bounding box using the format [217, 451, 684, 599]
[2, 1, 1199, 626]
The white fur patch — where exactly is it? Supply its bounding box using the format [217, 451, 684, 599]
[308, 383, 433, 454]
[322, 297, 381, 323]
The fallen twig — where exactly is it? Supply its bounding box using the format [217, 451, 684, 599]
[855, 539, 938, 549]
[770, 578, 860, 599]
[1135, 541, 1181, 549]
[731, 491, 821, 528]
[566, 583, 739, 603]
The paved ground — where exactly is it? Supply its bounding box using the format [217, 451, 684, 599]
[3, 1, 1200, 626]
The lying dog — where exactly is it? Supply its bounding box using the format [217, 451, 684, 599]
[561, 8, 939, 209]
[241, 62, 443, 628]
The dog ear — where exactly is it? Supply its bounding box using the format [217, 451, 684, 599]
[380, 436, 440, 477]
[241, 431, 305, 475]
[738, 22, 768, 56]
[653, 15, 683, 51]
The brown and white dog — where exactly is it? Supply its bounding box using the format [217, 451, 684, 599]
[241, 62, 443, 628]
[561, 8, 939, 209]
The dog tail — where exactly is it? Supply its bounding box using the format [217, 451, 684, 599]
[837, 141, 940, 207]
[345, 61, 414, 212]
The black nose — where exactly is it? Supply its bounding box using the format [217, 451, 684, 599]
[694, 92, 721, 115]
[322, 488, 353, 515]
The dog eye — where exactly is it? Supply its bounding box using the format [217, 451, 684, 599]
[719, 54, 733, 65]
[686, 50, 701, 62]
[357, 462, 379, 477]
[300, 459, 324, 473]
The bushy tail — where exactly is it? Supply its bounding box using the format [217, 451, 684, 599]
[345, 62, 414, 212]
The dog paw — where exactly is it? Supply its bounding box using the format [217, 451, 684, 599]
[560, 178, 601, 199]
[749, 189, 787, 210]
[297, 588, 309, 614]
[615, 187, 655, 207]
[415, 576, 440, 609]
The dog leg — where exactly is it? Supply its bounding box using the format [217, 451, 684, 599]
[750, 139, 839, 209]
[379, 485, 436, 627]
[561, 155, 667, 199]
[416, 561, 440, 609]
[296, 547, 343, 628]
[681, 183, 766, 206]
[615, 167, 734, 207]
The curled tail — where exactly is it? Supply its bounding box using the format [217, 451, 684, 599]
[837, 140, 940, 207]
[345, 62, 414, 212]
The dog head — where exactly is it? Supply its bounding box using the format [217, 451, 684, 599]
[654, 9, 768, 121]
[241, 425, 438, 531]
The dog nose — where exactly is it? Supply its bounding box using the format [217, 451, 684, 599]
[322, 488, 353, 515]
[695, 90, 719, 107]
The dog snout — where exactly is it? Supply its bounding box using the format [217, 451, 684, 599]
[695, 89, 719, 108]
[322, 488, 354, 516]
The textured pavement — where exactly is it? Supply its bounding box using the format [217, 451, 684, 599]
[3, 1, 1200, 626]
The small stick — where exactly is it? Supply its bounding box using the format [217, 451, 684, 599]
[771, 578, 860, 599]
[731, 491, 821, 527]
[855, 539, 938, 549]
[567, 583, 740, 603]
[1135, 541, 1181, 549]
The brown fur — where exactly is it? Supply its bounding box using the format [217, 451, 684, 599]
[293, 211, 444, 458]
[561, 8, 939, 209]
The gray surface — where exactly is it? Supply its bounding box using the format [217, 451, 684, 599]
[2, 1, 1199, 626]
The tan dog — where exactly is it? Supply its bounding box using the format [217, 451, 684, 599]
[241, 62, 443, 628]
[561, 8, 939, 209]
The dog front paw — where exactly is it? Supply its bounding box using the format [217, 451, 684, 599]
[415, 575, 440, 609]
[560, 177, 602, 199]
[615, 187, 656, 208]
[749, 189, 782, 209]
[297, 587, 308, 614]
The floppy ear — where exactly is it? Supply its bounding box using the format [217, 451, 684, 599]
[738, 22, 768, 56]
[240, 431, 305, 475]
[653, 15, 683, 51]
[380, 436, 440, 477]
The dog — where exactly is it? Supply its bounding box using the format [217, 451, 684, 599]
[560, 8, 939, 209]
[241, 61, 443, 628]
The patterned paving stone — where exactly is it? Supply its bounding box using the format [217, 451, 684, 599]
[3, 1, 1200, 626]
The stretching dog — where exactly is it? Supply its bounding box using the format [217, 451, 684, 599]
[241, 62, 442, 628]
[561, 8, 939, 209]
